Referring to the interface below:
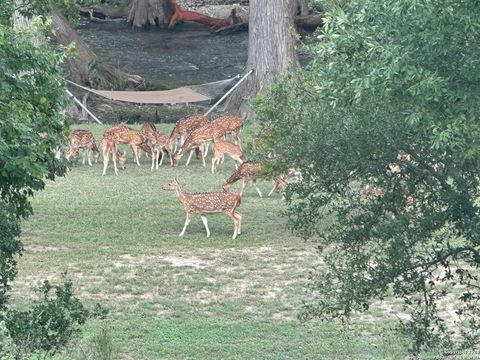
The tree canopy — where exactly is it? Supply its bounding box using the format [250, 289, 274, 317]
[1, 4, 70, 218]
[254, 0, 480, 352]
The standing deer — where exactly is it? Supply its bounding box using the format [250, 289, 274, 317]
[139, 122, 157, 158]
[148, 133, 173, 169]
[223, 161, 264, 197]
[162, 179, 242, 239]
[211, 139, 246, 174]
[65, 130, 100, 166]
[105, 125, 146, 166]
[101, 129, 127, 176]
[172, 121, 227, 167]
[169, 114, 209, 153]
[204, 115, 243, 158]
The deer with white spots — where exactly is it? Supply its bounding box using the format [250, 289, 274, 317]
[148, 132, 173, 169]
[169, 114, 209, 154]
[268, 167, 303, 197]
[104, 125, 146, 166]
[101, 129, 127, 176]
[223, 161, 264, 197]
[211, 139, 246, 174]
[162, 179, 242, 239]
[65, 130, 100, 166]
[172, 115, 243, 167]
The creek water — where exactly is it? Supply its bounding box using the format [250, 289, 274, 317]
[76, 20, 249, 87]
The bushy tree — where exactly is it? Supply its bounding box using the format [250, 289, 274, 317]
[0, 5, 70, 219]
[254, 0, 480, 353]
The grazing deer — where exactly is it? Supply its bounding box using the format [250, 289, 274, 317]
[209, 115, 243, 151]
[172, 121, 227, 167]
[139, 122, 157, 158]
[169, 114, 209, 153]
[162, 178, 242, 239]
[211, 139, 246, 174]
[65, 130, 100, 166]
[223, 161, 264, 197]
[104, 125, 146, 166]
[101, 129, 127, 176]
[148, 133, 173, 169]
[268, 167, 303, 197]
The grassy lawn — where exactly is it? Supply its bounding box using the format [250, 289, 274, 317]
[11, 123, 409, 359]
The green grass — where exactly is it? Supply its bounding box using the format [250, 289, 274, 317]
[12, 123, 409, 359]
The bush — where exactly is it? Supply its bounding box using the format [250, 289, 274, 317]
[5, 277, 89, 358]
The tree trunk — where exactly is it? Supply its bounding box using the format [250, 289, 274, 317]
[51, 6, 146, 90]
[128, 0, 231, 29]
[220, 0, 298, 118]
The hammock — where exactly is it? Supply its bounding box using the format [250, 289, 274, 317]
[67, 76, 239, 105]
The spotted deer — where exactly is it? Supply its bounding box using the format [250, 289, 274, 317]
[162, 178, 242, 239]
[211, 139, 246, 174]
[148, 133, 173, 169]
[139, 122, 157, 158]
[101, 129, 127, 176]
[65, 130, 100, 166]
[268, 167, 303, 197]
[209, 115, 243, 151]
[169, 114, 209, 153]
[105, 125, 146, 166]
[223, 161, 264, 197]
[172, 121, 226, 167]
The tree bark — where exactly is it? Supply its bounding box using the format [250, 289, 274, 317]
[51, 6, 146, 90]
[220, 0, 299, 118]
[128, 0, 231, 29]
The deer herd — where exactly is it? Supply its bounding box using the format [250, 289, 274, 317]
[65, 114, 302, 239]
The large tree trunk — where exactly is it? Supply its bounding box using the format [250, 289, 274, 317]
[220, 0, 298, 118]
[51, 6, 146, 90]
[128, 0, 231, 29]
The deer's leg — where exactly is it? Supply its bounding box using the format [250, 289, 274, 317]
[239, 179, 249, 197]
[131, 144, 141, 166]
[87, 149, 94, 166]
[203, 142, 210, 158]
[200, 216, 211, 238]
[102, 147, 110, 176]
[253, 179, 263, 197]
[112, 145, 119, 176]
[235, 133, 243, 151]
[200, 146, 206, 167]
[185, 149, 194, 166]
[225, 212, 239, 239]
[234, 212, 242, 235]
[268, 182, 277, 197]
[211, 156, 217, 174]
[151, 149, 156, 170]
[65, 146, 77, 161]
[179, 213, 192, 237]
[158, 149, 165, 168]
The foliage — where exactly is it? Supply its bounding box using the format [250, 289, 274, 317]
[5, 277, 90, 358]
[0, 0, 79, 25]
[0, 202, 23, 312]
[254, 0, 480, 353]
[0, 18, 70, 219]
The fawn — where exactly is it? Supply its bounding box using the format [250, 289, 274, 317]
[223, 161, 264, 197]
[65, 130, 100, 166]
[162, 179, 242, 239]
[211, 139, 246, 174]
[148, 133, 173, 169]
[101, 128, 127, 176]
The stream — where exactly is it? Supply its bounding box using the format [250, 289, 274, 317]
[77, 20, 249, 87]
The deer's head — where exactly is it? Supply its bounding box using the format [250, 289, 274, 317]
[162, 178, 180, 191]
